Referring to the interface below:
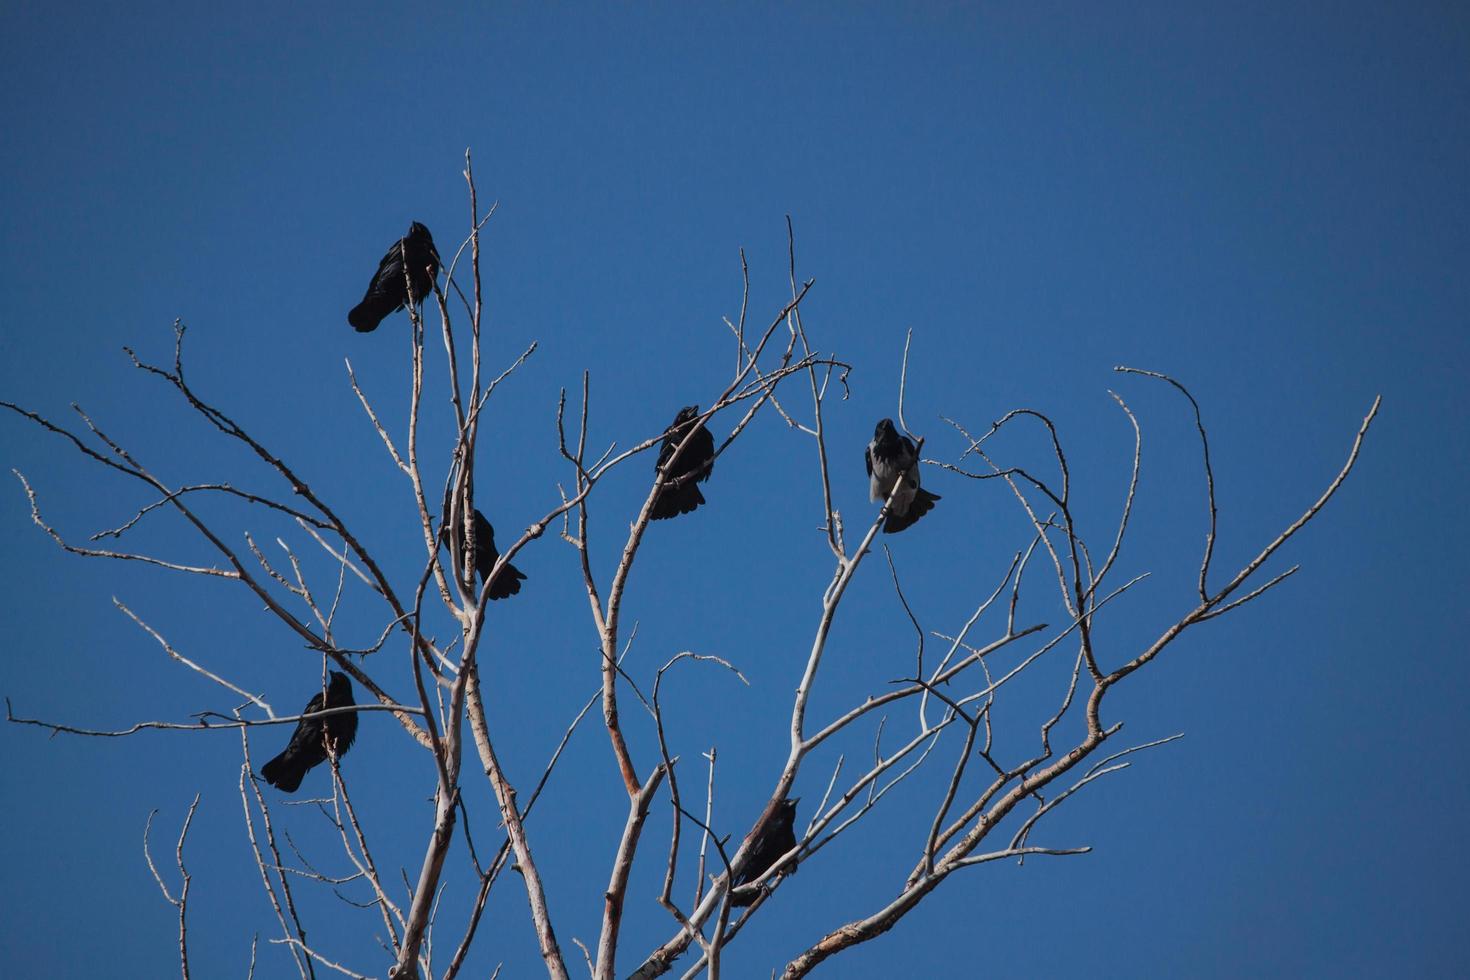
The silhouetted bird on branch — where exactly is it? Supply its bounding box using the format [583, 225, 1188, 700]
[865, 418, 940, 534]
[438, 509, 527, 600]
[260, 671, 358, 793]
[651, 405, 715, 520]
[465, 509, 526, 600]
[730, 797, 799, 906]
[348, 222, 441, 332]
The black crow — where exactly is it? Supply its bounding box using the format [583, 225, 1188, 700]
[260, 671, 358, 793]
[865, 418, 940, 534]
[465, 509, 526, 600]
[730, 798, 799, 906]
[348, 222, 441, 332]
[650, 405, 715, 520]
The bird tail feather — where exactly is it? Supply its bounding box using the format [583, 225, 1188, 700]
[883, 489, 940, 534]
[487, 563, 526, 601]
[261, 753, 306, 793]
[348, 293, 397, 333]
[650, 482, 706, 520]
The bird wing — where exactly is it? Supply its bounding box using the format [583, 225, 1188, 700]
[283, 690, 328, 754]
[657, 419, 713, 481]
[692, 428, 715, 483]
[868, 444, 893, 502]
[372, 242, 405, 280]
[899, 434, 919, 467]
[898, 435, 923, 488]
[656, 427, 678, 472]
[328, 689, 359, 754]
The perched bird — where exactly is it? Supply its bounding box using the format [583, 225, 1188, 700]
[260, 671, 358, 793]
[865, 418, 940, 534]
[348, 222, 441, 332]
[730, 798, 799, 906]
[465, 509, 526, 600]
[650, 405, 715, 520]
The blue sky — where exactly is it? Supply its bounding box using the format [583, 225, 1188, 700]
[2, 3, 1466, 977]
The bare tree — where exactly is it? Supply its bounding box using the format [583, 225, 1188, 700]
[3, 155, 1379, 979]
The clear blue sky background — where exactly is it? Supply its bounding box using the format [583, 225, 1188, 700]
[2, 3, 1466, 977]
